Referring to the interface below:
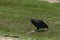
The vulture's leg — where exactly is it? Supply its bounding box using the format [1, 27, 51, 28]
[35, 28, 39, 32]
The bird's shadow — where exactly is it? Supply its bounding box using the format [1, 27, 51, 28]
[37, 30, 47, 32]
[28, 30, 48, 35]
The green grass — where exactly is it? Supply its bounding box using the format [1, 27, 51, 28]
[0, 0, 60, 40]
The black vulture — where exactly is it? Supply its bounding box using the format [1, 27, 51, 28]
[31, 19, 48, 32]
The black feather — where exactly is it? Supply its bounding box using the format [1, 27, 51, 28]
[31, 19, 48, 30]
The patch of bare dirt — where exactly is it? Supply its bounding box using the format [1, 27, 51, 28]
[0, 36, 19, 40]
[38, 0, 60, 3]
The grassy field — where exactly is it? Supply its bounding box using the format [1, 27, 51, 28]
[0, 0, 60, 40]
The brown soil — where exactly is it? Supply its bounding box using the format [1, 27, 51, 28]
[0, 36, 19, 40]
[38, 0, 60, 3]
